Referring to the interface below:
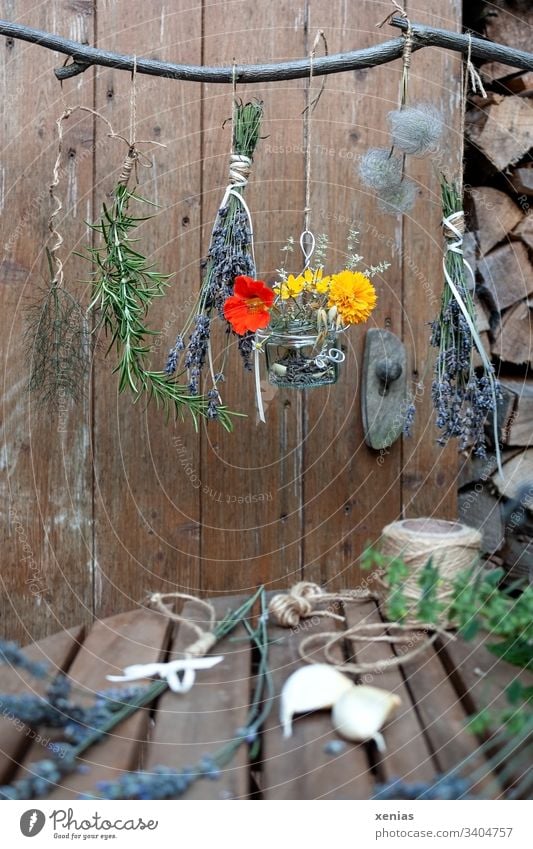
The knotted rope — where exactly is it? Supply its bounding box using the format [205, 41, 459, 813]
[148, 591, 218, 658]
[268, 581, 372, 628]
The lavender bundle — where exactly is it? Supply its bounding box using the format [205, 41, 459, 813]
[430, 176, 501, 461]
[165, 100, 263, 417]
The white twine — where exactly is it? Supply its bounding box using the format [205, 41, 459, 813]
[442, 211, 503, 478]
[107, 656, 224, 694]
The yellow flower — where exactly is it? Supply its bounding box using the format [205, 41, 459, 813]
[327, 269, 377, 325]
[302, 267, 331, 293]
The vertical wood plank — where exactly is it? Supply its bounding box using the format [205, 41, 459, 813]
[302, 1, 404, 589]
[92, 2, 203, 617]
[0, 1, 95, 641]
[199, 0, 306, 595]
[401, 0, 461, 519]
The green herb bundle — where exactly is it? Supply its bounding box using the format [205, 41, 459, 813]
[25, 249, 89, 410]
[85, 183, 236, 430]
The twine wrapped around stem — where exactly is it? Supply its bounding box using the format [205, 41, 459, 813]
[147, 591, 218, 657]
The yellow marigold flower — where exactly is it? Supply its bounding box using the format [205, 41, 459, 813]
[327, 269, 377, 325]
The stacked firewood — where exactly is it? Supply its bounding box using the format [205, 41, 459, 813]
[458, 0, 533, 582]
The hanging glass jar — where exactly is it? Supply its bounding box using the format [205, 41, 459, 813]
[256, 321, 343, 389]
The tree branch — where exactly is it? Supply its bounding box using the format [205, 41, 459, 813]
[0, 16, 532, 84]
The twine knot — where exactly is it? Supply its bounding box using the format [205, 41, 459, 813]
[184, 632, 218, 658]
[118, 147, 138, 185]
[443, 210, 465, 241]
[228, 153, 251, 188]
[268, 581, 324, 627]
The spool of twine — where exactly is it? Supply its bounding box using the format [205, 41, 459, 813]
[376, 518, 482, 627]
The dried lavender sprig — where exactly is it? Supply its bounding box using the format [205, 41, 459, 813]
[0, 640, 48, 678]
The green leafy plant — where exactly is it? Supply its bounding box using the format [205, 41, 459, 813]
[84, 184, 237, 430]
[25, 249, 89, 409]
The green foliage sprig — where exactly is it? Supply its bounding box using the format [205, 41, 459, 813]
[85, 183, 236, 430]
[25, 250, 89, 410]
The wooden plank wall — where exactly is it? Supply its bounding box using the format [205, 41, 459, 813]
[0, 0, 460, 641]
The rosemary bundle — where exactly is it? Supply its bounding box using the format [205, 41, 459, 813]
[165, 100, 264, 410]
[85, 183, 235, 430]
[430, 176, 500, 458]
[25, 250, 88, 409]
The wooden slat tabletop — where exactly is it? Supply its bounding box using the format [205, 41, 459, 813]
[0, 595, 530, 800]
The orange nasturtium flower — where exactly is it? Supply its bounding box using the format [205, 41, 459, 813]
[223, 275, 275, 335]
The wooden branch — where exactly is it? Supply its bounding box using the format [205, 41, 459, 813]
[0, 16, 532, 84]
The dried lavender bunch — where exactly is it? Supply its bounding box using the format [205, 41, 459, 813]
[431, 176, 500, 457]
[25, 251, 89, 410]
[165, 100, 263, 406]
[388, 102, 443, 157]
[359, 148, 403, 191]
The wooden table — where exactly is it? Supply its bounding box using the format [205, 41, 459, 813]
[0, 594, 530, 800]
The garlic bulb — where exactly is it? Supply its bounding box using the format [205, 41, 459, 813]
[331, 685, 401, 752]
[280, 664, 354, 738]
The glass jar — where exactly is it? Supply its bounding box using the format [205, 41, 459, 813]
[256, 323, 342, 389]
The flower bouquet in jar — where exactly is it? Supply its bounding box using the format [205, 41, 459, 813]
[223, 231, 387, 393]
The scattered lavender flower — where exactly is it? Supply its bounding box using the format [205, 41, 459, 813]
[374, 773, 471, 800]
[0, 755, 78, 800]
[359, 148, 403, 191]
[0, 640, 48, 678]
[324, 739, 347, 755]
[388, 103, 443, 157]
[377, 178, 417, 215]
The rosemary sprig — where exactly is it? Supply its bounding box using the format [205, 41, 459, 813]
[85, 183, 237, 430]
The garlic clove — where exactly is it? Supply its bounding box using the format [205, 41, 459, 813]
[280, 664, 354, 738]
[331, 685, 401, 751]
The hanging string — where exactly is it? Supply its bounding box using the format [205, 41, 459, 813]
[301, 29, 328, 268]
[48, 106, 116, 288]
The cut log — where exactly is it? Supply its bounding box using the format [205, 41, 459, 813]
[474, 295, 491, 332]
[465, 96, 533, 171]
[468, 187, 522, 255]
[502, 71, 533, 96]
[479, 63, 524, 84]
[509, 165, 533, 196]
[478, 242, 533, 311]
[493, 449, 533, 501]
[484, 1, 533, 56]
[492, 377, 533, 447]
[458, 486, 505, 554]
[463, 230, 478, 275]
[513, 214, 533, 250]
[491, 299, 533, 366]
